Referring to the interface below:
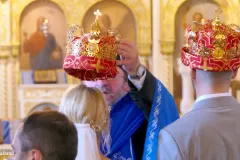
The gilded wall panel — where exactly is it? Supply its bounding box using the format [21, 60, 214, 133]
[11, 0, 151, 56]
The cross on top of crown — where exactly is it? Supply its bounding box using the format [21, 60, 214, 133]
[94, 10, 102, 19]
[215, 8, 223, 17]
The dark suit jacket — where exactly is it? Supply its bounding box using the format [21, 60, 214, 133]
[128, 69, 155, 160]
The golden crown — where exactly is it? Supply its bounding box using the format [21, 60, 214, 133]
[66, 10, 121, 61]
[182, 8, 240, 72]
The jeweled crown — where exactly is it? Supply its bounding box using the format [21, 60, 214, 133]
[66, 10, 120, 60]
[63, 10, 120, 80]
[181, 8, 240, 71]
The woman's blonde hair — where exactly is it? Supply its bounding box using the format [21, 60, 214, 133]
[59, 84, 111, 153]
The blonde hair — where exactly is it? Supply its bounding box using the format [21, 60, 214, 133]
[59, 84, 111, 153]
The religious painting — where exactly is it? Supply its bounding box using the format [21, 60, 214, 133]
[20, 1, 67, 70]
[173, 2, 224, 111]
[82, 0, 136, 43]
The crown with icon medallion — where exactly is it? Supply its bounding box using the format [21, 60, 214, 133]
[181, 8, 240, 72]
[63, 10, 121, 80]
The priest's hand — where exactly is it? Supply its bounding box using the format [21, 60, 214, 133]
[116, 40, 141, 76]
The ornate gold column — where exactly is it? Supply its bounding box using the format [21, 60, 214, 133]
[7, 47, 19, 118]
[152, 0, 173, 94]
[159, 43, 174, 94]
[0, 1, 10, 119]
[0, 0, 18, 119]
[137, 0, 152, 70]
[0, 52, 8, 118]
[152, 0, 161, 78]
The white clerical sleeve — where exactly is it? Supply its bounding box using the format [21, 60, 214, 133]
[157, 129, 183, 160]
[128, 71, 146, 91]
[74, 124, 101, 160]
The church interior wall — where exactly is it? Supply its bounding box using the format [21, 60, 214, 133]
[0, 0, 240, 154]
[0, 0, 239, 122]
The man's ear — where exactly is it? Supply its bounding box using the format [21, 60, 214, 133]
[27, 149, 42, 160]
[232, 69, 238, 79]
[190, 69, 196, 80]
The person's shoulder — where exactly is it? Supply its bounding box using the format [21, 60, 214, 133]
[158, 110, 208, 152]
[162, 109, 209, 136]
[161, 105, 240, 138]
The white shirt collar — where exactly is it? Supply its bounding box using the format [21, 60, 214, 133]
[195, 92, 232, 104]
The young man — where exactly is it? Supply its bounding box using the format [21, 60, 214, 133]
[11, 111, 78, 160]
[157, 14, 240, 159]
[84, 40, 179, 159]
